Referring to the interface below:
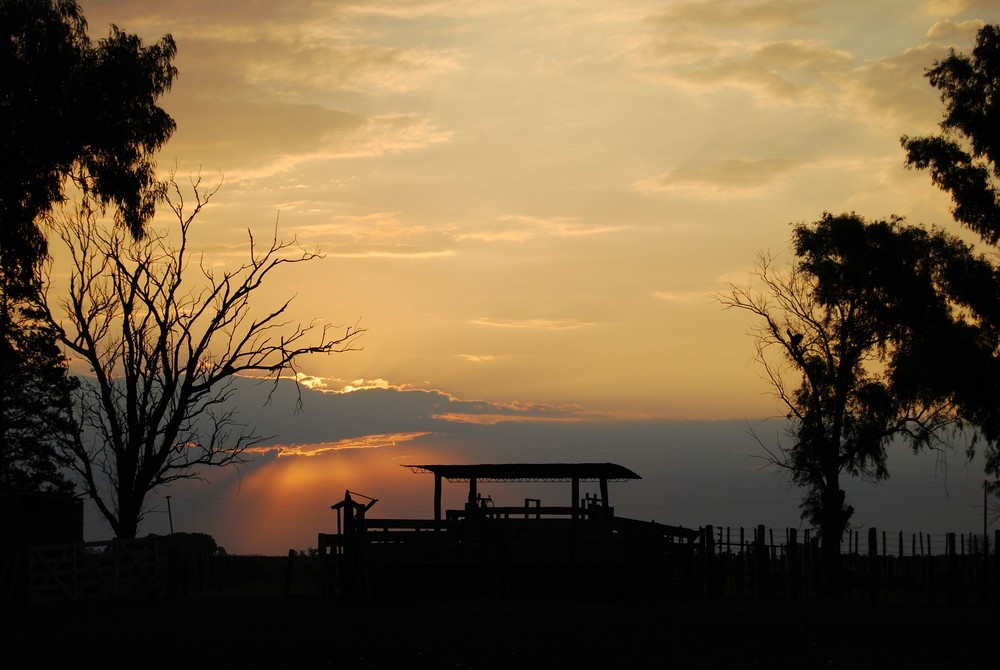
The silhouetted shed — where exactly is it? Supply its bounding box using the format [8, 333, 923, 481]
[403, 462, 641, 523]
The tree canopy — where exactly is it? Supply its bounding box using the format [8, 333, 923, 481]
[721, 213, 981, 569]
[0, 0, 176, 494]
[902, 23, 1000, 489]
[0, 0, 176, 290]
[0, 293, 76, 494]
[902, 24, 1000, 245]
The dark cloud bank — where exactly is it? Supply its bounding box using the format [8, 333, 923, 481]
[84, 378, 989, 553]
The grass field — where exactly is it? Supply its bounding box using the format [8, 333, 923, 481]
[4, 588, 995, 669]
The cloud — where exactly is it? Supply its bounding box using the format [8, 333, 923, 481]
[652, 289, 711, 304]
[286, 212, 458, 259]
[458, 354, 497, 363]
[628, 3, 960, 128]
[635, 157, 800, 197]
[471, 317, 594, 330]
[926, 18, 987, 41]
[431, 412, 590, 425]
[456, 215, 624, 243]
[240, 43, 463, 94]
[922, 0, 999, 17]
[249, 432, 431, 457]
[322, 246, 456, 259]
[226, 376, 610, 448]
[649, 0, 821, 30]
[638, 37, 854, 105]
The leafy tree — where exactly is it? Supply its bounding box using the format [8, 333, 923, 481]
[0, 285, 76, 494]
[901, 23, 1000, 491]
[0, 0, 176, 493]
[901, 24, 1000, 245]
[720, 213, 974, 574]
[0, 0, 176, 282]
[47, 179, 364, 539]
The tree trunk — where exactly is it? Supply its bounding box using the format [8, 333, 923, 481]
[820, 483, 848, 597]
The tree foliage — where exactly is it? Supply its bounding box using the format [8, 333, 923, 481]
[0, 0, 176, 494]
[720, 213, 977, 561]
[902, 24, 1000, 489]
[0, 0, 176, 289]
[47, 178, 364, 538]
[0, 290, 76, 494]
[902, 24, 1000, 245]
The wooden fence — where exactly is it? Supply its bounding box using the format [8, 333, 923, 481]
[318, 515, 703, 597]
[701, 524, 1000, 604]
[2, 537, 268, 603]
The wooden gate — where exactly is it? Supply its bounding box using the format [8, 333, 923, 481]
[26, 539, 160, 601]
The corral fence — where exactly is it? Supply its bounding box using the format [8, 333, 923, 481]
[318, 514, 704, 597]
[701, 524, 1000, 604]
[1, 537, 268, 603]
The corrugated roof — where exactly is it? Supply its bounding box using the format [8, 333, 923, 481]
[402, 463, 641, 482]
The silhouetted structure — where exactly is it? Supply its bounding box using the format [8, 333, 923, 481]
[0, 490, 83, 552]
[319, 462, 702, 596]
[0, 489, 83, 601]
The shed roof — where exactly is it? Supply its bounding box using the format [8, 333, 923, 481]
[402, 463, 641, 483]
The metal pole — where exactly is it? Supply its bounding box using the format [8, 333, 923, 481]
[166, 495, 175, 534]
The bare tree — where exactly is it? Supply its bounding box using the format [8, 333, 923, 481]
[46, 176, 363, 538]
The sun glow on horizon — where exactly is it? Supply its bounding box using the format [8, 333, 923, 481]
[69, 0, 1000, 555]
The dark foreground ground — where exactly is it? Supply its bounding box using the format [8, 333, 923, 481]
[3, 590, 995, 669]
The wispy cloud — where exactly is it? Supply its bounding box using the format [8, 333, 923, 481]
[652, 289, 711, 304]
[322, 246, 456, 259]
[471, 317, 593, 330]
[241, 44, 463, 94]
[431, 412, 590, 425]
[286, 212, 457, 259]
[456, 215, 624, 243]
[458, 354, 497, 363]
[250, 432, 431, 456]
[923, 1, 998, 18]
[926, 18, 987, 41]
[628, 2, 953, 128]
[635, 157, 800, 197]
[648, 0, 820, 30]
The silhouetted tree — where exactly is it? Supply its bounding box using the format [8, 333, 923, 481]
[1, 0, 176, 493]
[720, 213, 974, 577]
[47, 177, 364, 539]
[901, 23, 1000, 493]
[1, 0, 176, 283]
[0, 283, 76, 494]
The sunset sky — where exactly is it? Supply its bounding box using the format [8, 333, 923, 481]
[72, 0, 1000, 554]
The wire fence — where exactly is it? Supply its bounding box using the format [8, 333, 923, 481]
[701, 524, 1000, 603]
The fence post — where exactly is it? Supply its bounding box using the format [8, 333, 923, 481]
[867, 527, 878, 603]
[755, 524, 767, 598]
[947, 533, 957, 604]
[703, 524, 714, 596]
[284, 548, 295, 598]
[994, 530, 1000, 605]
[983, 532, 991, 605]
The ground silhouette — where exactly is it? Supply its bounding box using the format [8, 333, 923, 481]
[4, 591, 993, 669]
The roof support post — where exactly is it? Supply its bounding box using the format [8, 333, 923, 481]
[600, 477, 609, 516]
[468, 477, 478, 509]
[572, 477, 579, 521]
[434, 473, 442, 529]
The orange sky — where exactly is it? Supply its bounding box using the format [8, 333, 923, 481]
[68, 1, 1000, 553]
